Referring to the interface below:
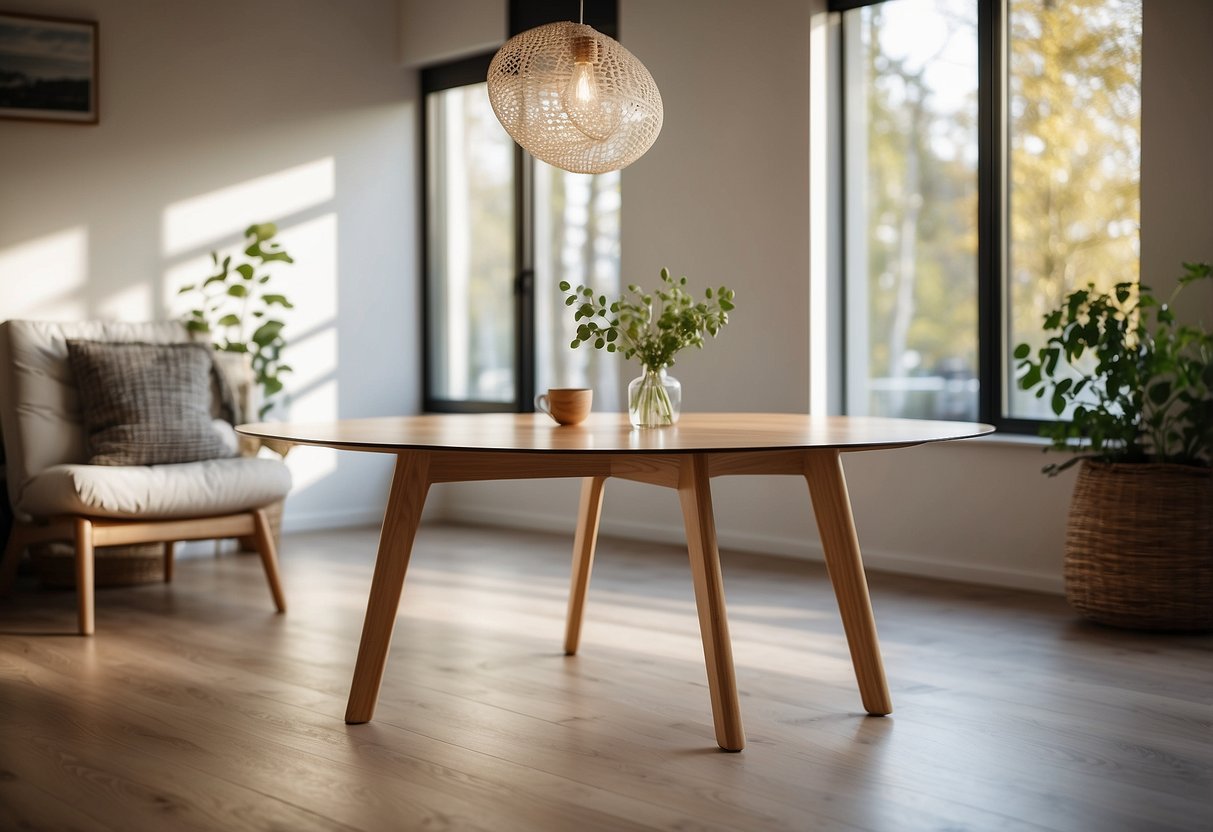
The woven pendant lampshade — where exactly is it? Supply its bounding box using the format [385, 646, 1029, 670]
[487, 21, 663, 174]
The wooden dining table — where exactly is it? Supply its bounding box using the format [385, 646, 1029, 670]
[239, 412, 993, 751]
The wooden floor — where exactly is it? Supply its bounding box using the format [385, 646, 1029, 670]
[0, 522, 1209, 832]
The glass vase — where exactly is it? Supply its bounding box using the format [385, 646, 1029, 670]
[628, 367, 681, 427]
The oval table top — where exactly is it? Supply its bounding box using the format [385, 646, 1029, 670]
[238, 413, 994, 455]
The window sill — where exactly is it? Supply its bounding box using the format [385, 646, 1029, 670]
[965, 431, 1051, 449]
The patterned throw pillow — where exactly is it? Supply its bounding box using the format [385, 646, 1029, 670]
[66, 340, 235, 466]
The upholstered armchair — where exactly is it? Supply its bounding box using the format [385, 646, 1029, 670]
[0, 320, 292, 634]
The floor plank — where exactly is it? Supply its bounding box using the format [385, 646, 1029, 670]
[0, 522, 1209, 831]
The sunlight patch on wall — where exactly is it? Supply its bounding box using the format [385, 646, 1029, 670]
[285, 380, 339, 492]
[286, 328, 339, 416]
[161, 158, 336, 256]
[277, 213, 339, 492]
[0, 226, 88, 319]
[96, 282, 153, 321]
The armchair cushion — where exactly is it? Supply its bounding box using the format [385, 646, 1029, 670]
[0, 320, 196, 513]
[19, 456, 292, 520]
[66, 340, 235, 466]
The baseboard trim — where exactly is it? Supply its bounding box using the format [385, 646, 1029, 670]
[282, 506, 384, 534]
[446, 504, 1064, 595]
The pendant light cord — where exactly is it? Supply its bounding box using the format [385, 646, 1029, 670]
[579, 0, 585, 24]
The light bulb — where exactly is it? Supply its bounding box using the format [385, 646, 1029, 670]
[570, 61, 597, 106]
[563, 35, 619, 142]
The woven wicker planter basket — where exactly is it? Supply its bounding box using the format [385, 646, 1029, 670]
[1065, 461, 1213, 631]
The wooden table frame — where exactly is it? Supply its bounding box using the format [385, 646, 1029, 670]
[240, 414, 992, 752]
[344, 447, 888, 753]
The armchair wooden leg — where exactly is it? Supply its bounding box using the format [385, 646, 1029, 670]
[252, 509, 286, 613]
[163, 541, 176, 583]
[75, 518, 95, 636]
[564, 476, 607, 656]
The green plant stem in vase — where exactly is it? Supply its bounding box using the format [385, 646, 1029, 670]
[561, 267, 735, 428]
[628, 367, 681, 428]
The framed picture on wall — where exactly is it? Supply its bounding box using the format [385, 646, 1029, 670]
[0, 12, 98, 124]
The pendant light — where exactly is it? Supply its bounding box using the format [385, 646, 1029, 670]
[487, 1, 663, 175]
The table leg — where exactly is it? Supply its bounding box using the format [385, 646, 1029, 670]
[803, 450, 892, 716]
[564, 476, 607, 656]
[345, 451, 431, 724]
[678, 454, 745, 752]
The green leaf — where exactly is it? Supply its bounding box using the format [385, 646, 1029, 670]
[227, 284, 248, 298]
[235, 264, 255, 280]
[247, 222, 277, 240]
[1012, 343, 1030, 360]
[251, 320, 285, 347]
[185, 320, 210, 333]
[262, 294, 294, 308]
[217, 314, 241, 327]
[177, 284, 196, 294]
[1020, 365, 1041, 390]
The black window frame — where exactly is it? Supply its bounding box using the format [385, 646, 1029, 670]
[420, 52, 534, 414]
[831, 0, 1132, 434]
[420, 1, 619, 414]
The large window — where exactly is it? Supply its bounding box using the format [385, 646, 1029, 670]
[425, 77, 517, 404]
[422, 56, 622, 412]
[836, 0, 1141, 427]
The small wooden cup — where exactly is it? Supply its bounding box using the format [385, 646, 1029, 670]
[535, 388, 592, 426]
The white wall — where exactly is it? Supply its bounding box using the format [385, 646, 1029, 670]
[1140, 0, 1213, 322]
[398, 0, 504, 68]
[436, 0, 1213, 594]
[0, 0, 420, 532]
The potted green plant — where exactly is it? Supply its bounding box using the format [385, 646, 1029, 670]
[1015, 262, 1212, 630]
[177, 223, 296, 549]
[561, 267, 736, 427]
[177, 222, 295, 420]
